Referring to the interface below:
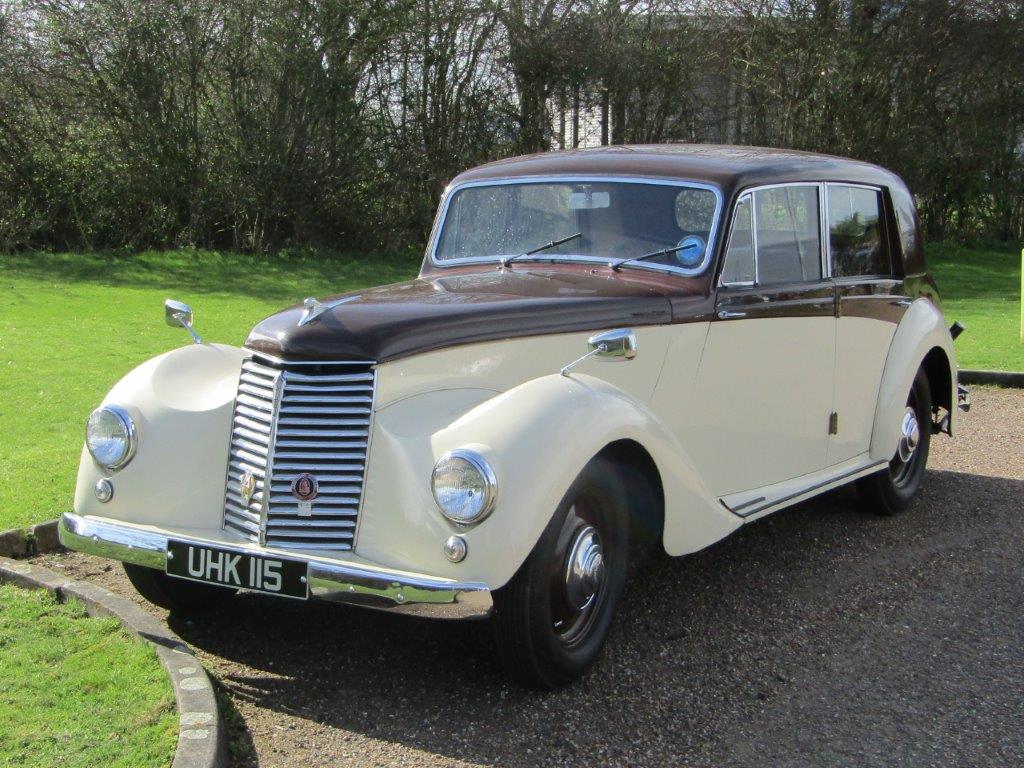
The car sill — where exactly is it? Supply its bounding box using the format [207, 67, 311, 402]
[720, 457, 888, 520]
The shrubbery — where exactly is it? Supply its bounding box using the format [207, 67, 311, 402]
[0, 0, 1020, 253]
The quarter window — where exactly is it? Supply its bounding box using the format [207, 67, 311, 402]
[828, 185, 890, 277]
[720, 195, 754, 284]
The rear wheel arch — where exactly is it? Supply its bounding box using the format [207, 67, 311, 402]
[921, 345, 953, 414]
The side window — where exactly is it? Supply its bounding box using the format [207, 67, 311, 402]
[753, 185, 822, 283]
[720, 195, 754, 284]
[828, 185, 890, 277]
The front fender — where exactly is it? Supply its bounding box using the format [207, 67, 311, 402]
[358, 373, 738, 590]
[73, 343, 249, 527]
[869, 299, 957, 461]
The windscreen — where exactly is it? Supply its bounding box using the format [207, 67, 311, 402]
[434, 180, 720, 272]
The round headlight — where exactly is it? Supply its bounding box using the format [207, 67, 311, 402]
[431, 450, 497, 525]
[85, 405, 137, 471]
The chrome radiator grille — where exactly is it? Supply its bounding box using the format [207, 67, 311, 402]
[222, 356, 375, 551]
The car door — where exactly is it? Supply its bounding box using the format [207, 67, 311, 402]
[825, 183, 907, 465]
[689, 183, 836, 497]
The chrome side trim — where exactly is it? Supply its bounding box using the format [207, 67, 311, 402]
[427, 175, 724, 278]
[59, 513, 493, 620]
[722, 461, 887, 518]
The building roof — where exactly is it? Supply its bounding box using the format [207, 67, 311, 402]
[452, 144, 903, 196]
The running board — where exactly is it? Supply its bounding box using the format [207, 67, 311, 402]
[720, 457, 888, 520]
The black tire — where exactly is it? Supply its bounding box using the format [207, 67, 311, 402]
[123, 562, 236, 613]
[491, 457, 630, 689]
[856, 368, 932, 515]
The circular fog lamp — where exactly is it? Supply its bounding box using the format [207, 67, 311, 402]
[444, 535, 468, 563]
[94, 478, 114, 503]
[430, 450, 496, 525]
[86, 405, 137, 472]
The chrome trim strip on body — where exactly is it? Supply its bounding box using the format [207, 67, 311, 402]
[58, 513, 493, 620]
[722, 461, 888, 518]
[427, 175, 725, 278]
[249, 351, 377, 367]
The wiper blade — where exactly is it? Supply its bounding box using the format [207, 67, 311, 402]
[501, 232, 582, 267]
[609, 240, 701, 272]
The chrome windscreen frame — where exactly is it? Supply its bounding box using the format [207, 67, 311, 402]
[426, 175, 725, 278]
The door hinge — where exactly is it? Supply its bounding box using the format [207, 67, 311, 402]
[828, 412, 839, 435]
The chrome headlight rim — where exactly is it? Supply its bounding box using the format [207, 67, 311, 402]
[430, 448, 498, 526]
[85, 404, 138, 472]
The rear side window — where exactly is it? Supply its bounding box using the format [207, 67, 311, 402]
[753, 185, 822, 283]
[828, 185, 890, 277]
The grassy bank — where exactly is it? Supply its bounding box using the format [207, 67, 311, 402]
[0, 245, 1019, 532]
[929, 242, 1023, 372]
[0, 249, 421, 531]
[0, 585, 177, 767]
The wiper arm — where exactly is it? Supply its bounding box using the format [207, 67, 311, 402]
[501, 232, 582, 267]
[609, 240, 702, 272]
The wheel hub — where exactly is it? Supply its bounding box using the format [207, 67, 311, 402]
[564, 525, 605, 611]
[897, 406, 920, 463]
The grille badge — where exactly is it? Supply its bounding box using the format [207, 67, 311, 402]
[291, 473, 319, 502]
[239, 471, 257, 506]
[291, 473, 318, 518]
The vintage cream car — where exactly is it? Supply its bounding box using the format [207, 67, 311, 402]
[62, 146, 969, 688]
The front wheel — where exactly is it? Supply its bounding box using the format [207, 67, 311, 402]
[856, 368, 932, 515]
[123, 562, 236, 613]
[491, 457, 630, 689]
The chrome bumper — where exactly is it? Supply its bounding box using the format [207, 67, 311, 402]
[59, 513, 492, 620]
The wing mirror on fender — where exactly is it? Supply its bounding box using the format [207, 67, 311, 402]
[164, 299, 202, 344]
[560, 328, 637, 377]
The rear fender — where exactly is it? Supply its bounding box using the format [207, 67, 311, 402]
[870, 299, 957, 461]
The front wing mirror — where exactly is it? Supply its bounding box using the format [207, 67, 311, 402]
[164, 299, 202, 344]
[561, 328, 637, 376]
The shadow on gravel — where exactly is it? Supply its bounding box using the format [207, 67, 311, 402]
[167, 469, 1024, 768]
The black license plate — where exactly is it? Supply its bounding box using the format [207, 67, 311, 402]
[166, 541, 308, 599]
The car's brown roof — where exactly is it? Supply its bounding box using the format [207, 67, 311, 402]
[452, 144, 902, 195]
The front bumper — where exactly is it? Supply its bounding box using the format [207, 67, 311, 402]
[59, 512, 493, 619]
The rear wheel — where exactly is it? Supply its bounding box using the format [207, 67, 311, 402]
[492, 457, 630, 689]
[856, 368, 931, 515]
[123, 562, 236, 613]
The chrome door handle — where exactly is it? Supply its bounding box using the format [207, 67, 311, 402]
[891, 298, 913, 307]
[717, 310, 747, 320]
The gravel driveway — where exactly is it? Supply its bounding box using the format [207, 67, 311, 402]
[41, 386, 1024, 768]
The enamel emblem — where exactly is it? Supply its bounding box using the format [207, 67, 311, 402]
[291, 473, 318, 517]
[291, 473, 319, 502]
[239, 471, 257, 506]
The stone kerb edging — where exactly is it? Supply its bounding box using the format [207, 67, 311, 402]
[0, 519, 61, 558]
[0, 557, 227, 768]
[959, 369, 1024, 388]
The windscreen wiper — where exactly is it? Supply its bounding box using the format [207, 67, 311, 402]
[501, 232, 582, 267]
[609, 240, 701, 272]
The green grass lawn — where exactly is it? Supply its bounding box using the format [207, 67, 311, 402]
[0, 244, 1020, 533]
[0, 249, 421, 532]
[0, 584, 177, 767]
[929, 242, 1024, 372]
